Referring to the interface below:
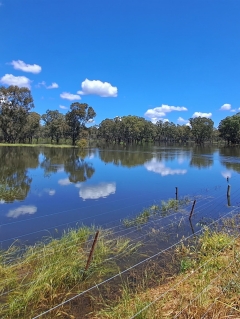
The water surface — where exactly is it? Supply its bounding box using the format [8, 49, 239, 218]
[0, 144, 239, 248]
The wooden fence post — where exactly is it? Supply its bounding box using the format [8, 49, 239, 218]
[227, 185, 231, 197]
[85, 230, 99, 271]
[189, 219, 195, 234]
[175, 187, 178, 201]
[189, 200, 196, 220]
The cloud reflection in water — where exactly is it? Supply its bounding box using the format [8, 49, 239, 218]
[7, 205, 37, 218]
[58, 178, 72, 186]
[145, 159, 187, 176]
[79, 183, 116, 200]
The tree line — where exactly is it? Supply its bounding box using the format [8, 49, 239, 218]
[0, 85, 240, 145]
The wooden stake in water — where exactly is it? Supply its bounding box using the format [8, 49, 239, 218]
[227, 185, 231, 197]
[189, 200, 196, 220]
[175, 187, 178, 200]
[85, 230, 99, 271]
[189, 219, 195, 234]
[227, 195, 231, 207]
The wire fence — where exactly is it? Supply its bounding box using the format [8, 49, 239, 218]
[0, 184, 239, 319]
[27, 207, 240, 318]
[1, 185, 235, 268]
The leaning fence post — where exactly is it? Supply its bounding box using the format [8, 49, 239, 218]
[85, 230, 99, 271]
[175, 187, 178, 200]
[189, 200, 196, 220]
[189, 219, 195, 234]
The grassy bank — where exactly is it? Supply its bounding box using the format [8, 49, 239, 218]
[1, 213, 239, 318]
[0, 143, 75, 148]
[96, 217, 240, 319]
[0, 226, 139, 318]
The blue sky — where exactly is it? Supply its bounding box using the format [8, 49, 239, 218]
[0, 0, 240, 127]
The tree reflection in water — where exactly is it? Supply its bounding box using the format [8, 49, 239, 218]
[0, 147, 39, 202]
[41, 147, 95, 183]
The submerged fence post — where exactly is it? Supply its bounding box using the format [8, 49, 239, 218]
[85, 230, 99, 271]
[227, 185, 231, 207]
[189, 200, 196, 220]
[227, 185, 231, 197]
[189, 219, 195, 234]
[227, 196, 231, 207]
[175, 187, 178, 201]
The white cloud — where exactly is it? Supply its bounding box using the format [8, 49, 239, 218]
[230, 109, 236, 113]
[0, 74, 31, 89]
[220, 103, 231, 111]
[58, 178, 72, 186]
[37, 188, 56, 196]
[221, 171, 231, 179]
[192, 112, 212, 118]
[48, 189, 56, 196]
[177, 117, 189, 124]
[151, 117, 169, 124]
[0, 199, 5, 204]
[59, 105, 68, 110]
[7, 205, 37, 218]
[79, 182, 116, 200]
[177, 155, 186, 164]
[57, 165, 64, 172]
[88, 153, 95, 159]
[60, 92, 81, 100]
[145, 104, 187, 122]
[10, 60, 41, 74]
[78, 79, 117, 97]
[37, 81, 46, 87]
[47, 82, 59, 89]
[37, 81, 59, 89]
[145, 159, 187, 176]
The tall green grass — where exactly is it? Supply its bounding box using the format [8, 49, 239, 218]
[0, 226, 139, 318]
[97, 220, 240, 319]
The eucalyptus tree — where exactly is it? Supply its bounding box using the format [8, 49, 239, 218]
[155, 120, 164, 142]
[20, 112, 41, 143]
[42, 110, 67, 144]
[88, 125, 99, 141]
[189, 117, 214, 144]
[160, 121, 177, 142]
[98, 118, 116, 143]
[0, 86, 34, 143]
[176, 124, 191, 142]
[218, 113, 240, 144]
[65, 102, 96, 145]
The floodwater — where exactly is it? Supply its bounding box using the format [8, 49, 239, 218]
[0, 144, 240, 249]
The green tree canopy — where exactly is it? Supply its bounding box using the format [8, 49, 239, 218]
[218, 113, 240, 144]
[0, 86, 34, 143]
[189, 117, 214, 144]
[42, 110, 67, 144]
[65, 103, 96, 145]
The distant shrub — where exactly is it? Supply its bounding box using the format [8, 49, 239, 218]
[76, 139, 88, 149]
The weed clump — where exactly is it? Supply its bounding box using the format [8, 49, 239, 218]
[123, 197, 191, 227]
